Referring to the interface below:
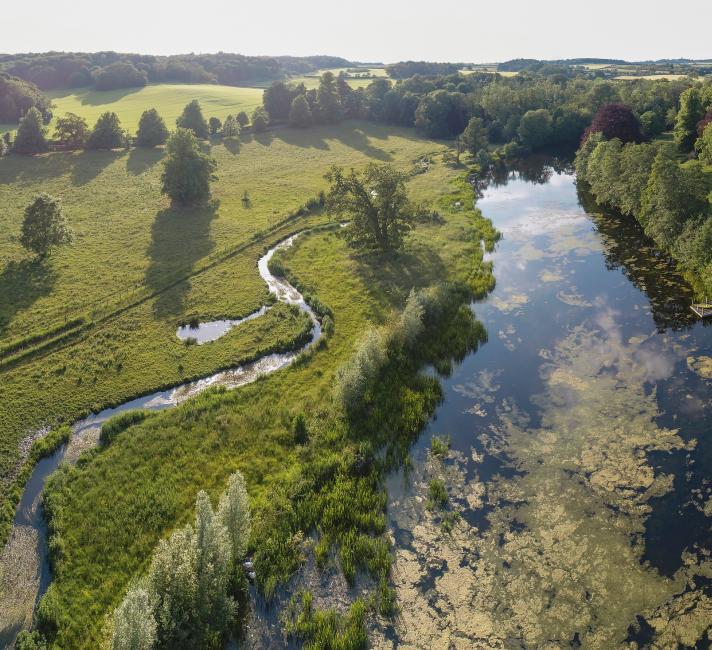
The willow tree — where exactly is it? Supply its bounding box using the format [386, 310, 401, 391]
[325, 163, 426, 252]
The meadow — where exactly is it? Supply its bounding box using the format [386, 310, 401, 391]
[34, 151, 496, 648]
[0, 121, 444, 542]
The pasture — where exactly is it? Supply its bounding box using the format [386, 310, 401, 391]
[44, 83, 265, 133]
[0, 121, 444, 540]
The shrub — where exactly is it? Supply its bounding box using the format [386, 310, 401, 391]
[427, 479, 447, 510]
[430, 435, 450, 457]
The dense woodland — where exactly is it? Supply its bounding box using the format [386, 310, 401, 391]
[0, 52, 351, 91]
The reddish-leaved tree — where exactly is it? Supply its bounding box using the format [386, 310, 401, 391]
[697, 107, 712, 137]
[582, 104, 644, 144]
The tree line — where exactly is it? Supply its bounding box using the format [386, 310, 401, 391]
[257, 66, 696, 155]
[575, 83, 712, 295]
[0, 52, 351, 91]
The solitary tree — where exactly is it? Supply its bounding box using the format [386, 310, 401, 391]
[582, 104, 643, 144]
[325, 163, 426, 252]
[209, 116, 222, 136]
[251, 107, 269, 133]
[235, 111, 249, 128]
[13, 107, 48, 153]
[176, 99, 209, 139]
[161, 128, 217, 206]
[20, 193, 72, 258]
[460, 116, 487, 155]
[221, 114, 240, 138]
[53, 112, 89, 149]
[289, 95, 313, 128]
[86, 112, 126, 149]
[136, 108, 169, 147]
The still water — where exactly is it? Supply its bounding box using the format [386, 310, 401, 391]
[379, 162, 712, 648]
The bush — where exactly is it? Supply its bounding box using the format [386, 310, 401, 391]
[136, 108, 169, 147]
[86, 112, 126, 150]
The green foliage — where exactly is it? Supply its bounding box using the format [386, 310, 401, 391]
[53, 112, 89, 148]
[674, 87, 706, 152]
[15, 630, 48, 650]
[136, 108, 169, 147]
[289, 94, 313, 128]
[315, 72, 341, 124]
[110, 473, 250, 649]
[696, 121, 712, 164]
[414, 89, 468, 138]
[13, 107, 48, 153]
[93, 62, 147, 91]
[100, 410, 154, 445]
[176, 99, 209, 139]
[285, 591, 367, 650]
[220, 114, 240, 138]
[161, 128, 217, 206]
[292, 412, 308, 444]
[86, 112, 126, 150]
[251, 106, 269, 132]
[430, 435, 450, 457]
[460, 116, 487, 155]
[208, 116, 222, 135]
[235, 111, 249, 127]
[20, 193, 72, 257]
[518, 108, 553, 150]
[325, 163, 425, 252]
[427, 478, 447, 510]
[0, 72, 52, 123]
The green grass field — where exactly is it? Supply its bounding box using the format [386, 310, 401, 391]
[33, 152, 495, 648]
[43, 83, 266, 133]
[0, 121, 445, 542]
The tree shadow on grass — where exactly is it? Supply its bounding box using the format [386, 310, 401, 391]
[352, 243, 447, 320]
[126, 147, 165, 175]
[0, 258, 58, 336]
[71, 149, 126, 186]
[272, 127, 329, 150]
[332, 126, 393, 161]
[223, 138, 241, 155]
[144, 201, 219, 319]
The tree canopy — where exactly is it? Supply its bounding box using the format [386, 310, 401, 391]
[161, 128, 217, 206]
[86, 112, 126, 150]
[53, 112, 89, 148]
[251, 107, 269, 132]
[20, 193, 72, 257]
[13, 106, 48, 153]
[288, 95, 313, 128]
[583, 104, 644, 144]
[136, 108, 169, 147]
[176, 100, 209, 139]
[325, 163, 425, 252]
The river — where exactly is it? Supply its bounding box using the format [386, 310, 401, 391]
[376, 160, 712, 648]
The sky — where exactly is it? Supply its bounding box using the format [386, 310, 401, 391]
[3, 0, 711, 63]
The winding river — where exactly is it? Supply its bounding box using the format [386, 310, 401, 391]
[375, 160, 712, 648]
[0, 233, 321, 645]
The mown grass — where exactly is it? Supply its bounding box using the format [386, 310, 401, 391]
[0, 121, 442, 543]
[44, 83, 265, 133]
[36, 157, 496, 648]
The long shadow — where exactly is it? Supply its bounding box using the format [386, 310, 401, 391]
[271, 127, 328, 150]
[0, 259, 58, 335]
[0, 151, 76, 185]
[76, 86, 143, 106]
[223, 138, 241, 156]
[144, 202, 218, 318]
[331, 126, 393, 161]
[126, 147, 165, 175]
[352, 243, 447, 321]
[71, 149, 126, 186]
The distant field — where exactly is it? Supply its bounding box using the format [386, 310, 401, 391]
[45, 83, 265, 133]
[614, 73, 690, 80]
